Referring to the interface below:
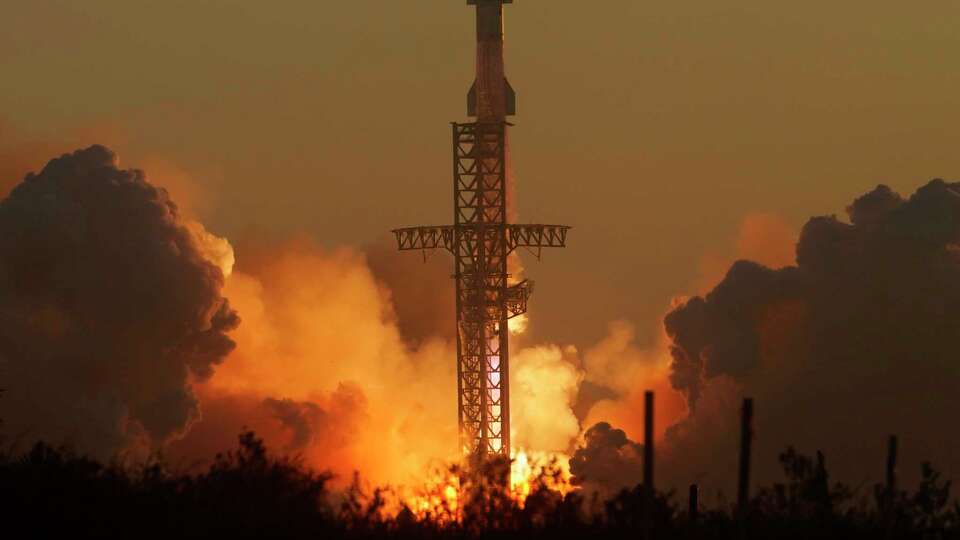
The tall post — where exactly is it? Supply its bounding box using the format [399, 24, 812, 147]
[886, 435, 898, 495]
[737, 398, 754, 511]
[883, 434, 898, 533]
[688, 484, 699, 522]
[643, 390, 655, 539]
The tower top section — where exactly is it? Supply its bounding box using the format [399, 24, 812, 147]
[466, 0, 516, 120]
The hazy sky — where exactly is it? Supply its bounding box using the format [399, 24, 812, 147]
[2, 0, 958, 349]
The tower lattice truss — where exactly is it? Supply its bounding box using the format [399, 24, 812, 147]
[393, 0, 569, 459]
[393, 122, 569, 456]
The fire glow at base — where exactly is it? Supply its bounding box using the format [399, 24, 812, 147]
[400, 449, 575, 521]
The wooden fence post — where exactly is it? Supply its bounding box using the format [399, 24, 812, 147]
[737, 398, 754, 512]
[886, 435, 898, 496]
[643, 390, 655, 539]
[688, 484, 699, 522]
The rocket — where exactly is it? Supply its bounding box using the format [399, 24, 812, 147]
[467, 0, 516, 121]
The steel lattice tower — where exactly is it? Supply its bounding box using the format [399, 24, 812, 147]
[393, 0, 569, 458]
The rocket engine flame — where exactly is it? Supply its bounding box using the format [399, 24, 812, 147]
[508, 313, 528, 335]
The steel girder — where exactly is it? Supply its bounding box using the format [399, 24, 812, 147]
[392, 121, 568, 459]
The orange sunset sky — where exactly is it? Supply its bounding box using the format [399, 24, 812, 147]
[2, 0, 958, 351]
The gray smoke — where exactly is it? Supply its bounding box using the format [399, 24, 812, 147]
[570, 421, 644, 494]
[0, 145, 239, 457]
[262, 383, 366, 453]
[263, 398, 326, 451]
[365, 237, 454, 346]
[661, 179, 960, 492]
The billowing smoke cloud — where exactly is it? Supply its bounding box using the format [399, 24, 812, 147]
[0, 162, 575, 486]
[168, 239, 461, 485]
[262, 383, 365, 452]
[511, 344, 582, 452]
[174, 235, 598, 484]
[365, 238, 454, 346]
[661, 179, 960, 493]
[15, 146, 956, 501]
[580, 322, 687, 442]
[565, 214, 798, 469]
[0, 145, 238, 457]
[569, 422, 643, 494]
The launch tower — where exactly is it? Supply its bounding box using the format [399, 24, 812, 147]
[392, 0, 569, 458]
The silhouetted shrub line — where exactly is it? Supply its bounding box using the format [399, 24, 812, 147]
[1, 431, 958, 539]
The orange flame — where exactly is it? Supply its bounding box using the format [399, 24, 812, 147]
[396, 448, 573, 521]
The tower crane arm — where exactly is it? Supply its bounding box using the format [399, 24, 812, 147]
[392, 226, 455, 253]
[506, 224, 571, 253]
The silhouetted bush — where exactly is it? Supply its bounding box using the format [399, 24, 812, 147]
[1, 434, 958, 539]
